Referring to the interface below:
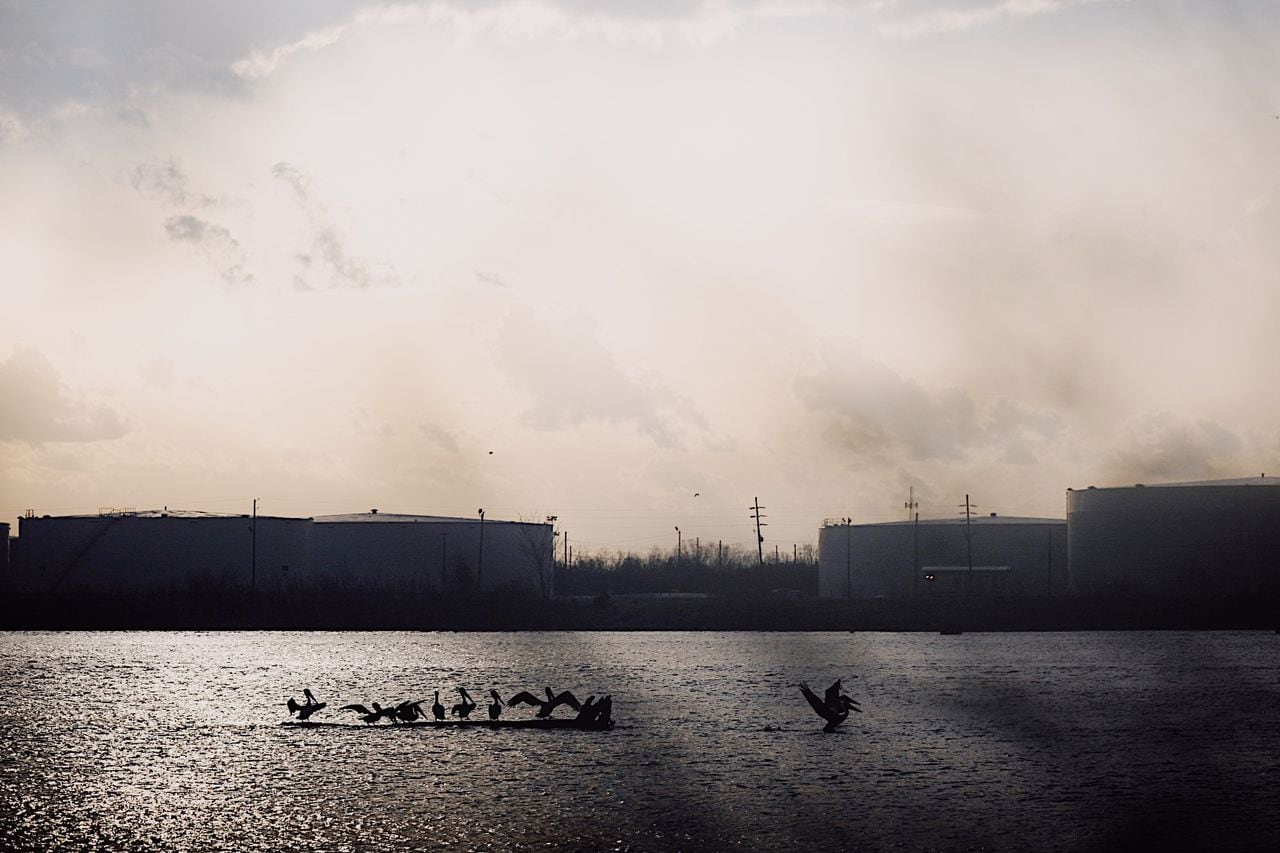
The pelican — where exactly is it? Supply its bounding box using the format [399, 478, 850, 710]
[488, 689, 504, 720]
[452, 687, 477, 719]
[431, 690, 445, 721]
[286, 688, 327, 721]
[507, 687, 582, 718]
[393, 700, 427, 722]
[340, 702, 392, 724]
[799, 679, 861, 732]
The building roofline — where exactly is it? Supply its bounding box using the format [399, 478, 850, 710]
[825, 515, 1064, 528]
[1067, 475, 1278, 492]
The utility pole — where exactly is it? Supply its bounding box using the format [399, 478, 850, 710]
[913, 512, 920, 598]
[547, 516, 559, 599]
[675, 526, 681, 567]
[750, 497, 767, 566]
[564, 531, 569, 568]
[477, 508, 486, 591]
[905, 487, 920, 597]
[958, 494, 975, 593]
[251, 498, 257, 594]
[844, 517, 852, 599]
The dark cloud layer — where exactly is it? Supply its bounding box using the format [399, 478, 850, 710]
[0, 0, 361, 114]
[0, 347, 127, 443]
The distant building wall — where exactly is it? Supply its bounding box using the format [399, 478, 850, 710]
[15, 513, 312, 594]
[307, 514, 556, 594]
[818, 517, 1066, 599]
[0, 522, 10, 590]
[1066, 479, 1280, 597]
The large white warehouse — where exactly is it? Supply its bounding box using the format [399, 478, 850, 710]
[11, 509, 555, 596]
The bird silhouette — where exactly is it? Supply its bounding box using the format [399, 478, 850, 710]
[799, 679, 860, 732]
[393, 700, 427, 722]
[452, 687, 477, 719]
[488, 689, 504, 720]
[286, 688, 327, 721]
[431, 690, 446, 721]
[340, 702, 394, 724]
[507, 687, 582, 718]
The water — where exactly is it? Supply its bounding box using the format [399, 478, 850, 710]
[2, 631, 1277, 851]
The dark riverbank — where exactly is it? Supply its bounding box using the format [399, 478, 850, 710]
[2, 588, 1275, 631]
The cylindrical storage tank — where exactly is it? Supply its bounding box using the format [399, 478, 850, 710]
[819, 516, 1066, 599]
[1066, 478, 1280, 597]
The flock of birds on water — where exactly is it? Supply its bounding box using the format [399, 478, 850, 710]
[286, 678, 860, 732]
[286, 686, 614, 727]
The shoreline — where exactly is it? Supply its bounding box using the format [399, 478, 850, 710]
[2, 590, 1276, 632]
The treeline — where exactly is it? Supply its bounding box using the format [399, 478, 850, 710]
[555, 548, 818, 598]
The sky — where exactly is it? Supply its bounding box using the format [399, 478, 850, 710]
[2, 0, 1278, 556]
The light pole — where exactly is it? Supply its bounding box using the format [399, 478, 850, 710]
[546, 515, 559, 598]
[251, 497, 258, 594]
[844, 517, 852, 600]
[477, 508, 485, 592]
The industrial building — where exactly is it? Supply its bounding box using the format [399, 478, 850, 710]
[311, 512, 555, 595]
[9, 509, 554, 596]
[817, 515, 1067, 599]
[1066, 476, 1280, 597]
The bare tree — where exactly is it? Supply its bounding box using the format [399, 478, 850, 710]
[516, 515, 557, 599]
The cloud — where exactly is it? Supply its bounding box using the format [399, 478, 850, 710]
[139, 358, 175, 392]
[270, 160, 310, 200]
[872, 0, 1123, 39]
[420, 422, 461, 453]
[271, 161, 389, 288]
[494, 307, 705, 447]
[796, 341, 978, 461]
[0, 347, 128, 443]
[163, 214, 252, 284]
[1107, 413, 1245, 484]
[475, 270, 509, 288]
[795, 340, 1063, 464]
[231, 23, 348, 80]
[130, 158, 216, 208]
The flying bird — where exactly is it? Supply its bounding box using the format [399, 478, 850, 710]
[286, 688, 327, 721]
[799, 679, 861, 733]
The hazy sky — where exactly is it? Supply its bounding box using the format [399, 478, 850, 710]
[2, 0, 1278, 555]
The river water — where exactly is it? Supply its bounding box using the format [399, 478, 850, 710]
[1, 631, 1277, 851]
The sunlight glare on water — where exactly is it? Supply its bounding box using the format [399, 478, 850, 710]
[2, 631, 1278, 851]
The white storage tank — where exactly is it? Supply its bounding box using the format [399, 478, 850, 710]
[1066, 476, 1280, 596]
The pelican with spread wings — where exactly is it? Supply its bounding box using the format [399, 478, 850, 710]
[507, 687, 582, 718]
[286, 688, 327, 721]
[799, 679, 861, 732]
